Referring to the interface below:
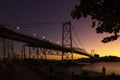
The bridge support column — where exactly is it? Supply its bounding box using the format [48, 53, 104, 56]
[36, 48, 39, 60]
[29, 47, 31, 59]
[3, 38, 6, 59]
[6, 39, 14, 59]
[39, 48, 47, 60]
[21, 45, 26, 60]
[27, 46, 47, 60]
[0, 38, 14, 60]
[28, 47, 39, 59]
[62, 21, 73, 60]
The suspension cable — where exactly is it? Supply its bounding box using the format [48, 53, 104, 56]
[71, 24, 88, 53]
[7, 21, 64, 28]
[72, 38, 79, 48]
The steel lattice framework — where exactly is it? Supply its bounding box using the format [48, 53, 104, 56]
[0, 38, 14, 59]
[62, 21, 73, 60]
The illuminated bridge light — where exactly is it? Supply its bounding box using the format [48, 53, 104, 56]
[17, 26, 20, 30]
[57, 41, 60, 44]
[33, 33, 36, 37]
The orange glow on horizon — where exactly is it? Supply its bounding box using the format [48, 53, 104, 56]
[73, 18, 120, 58]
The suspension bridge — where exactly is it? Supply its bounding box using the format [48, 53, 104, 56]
[0, 21, 93, 61]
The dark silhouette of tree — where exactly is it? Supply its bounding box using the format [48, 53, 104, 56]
[71, 0, 120, 43]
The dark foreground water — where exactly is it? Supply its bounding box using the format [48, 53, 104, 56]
[81, 62, 120, 75]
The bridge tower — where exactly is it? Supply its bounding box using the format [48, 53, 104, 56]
[62, 21, 73, 60]
[91, 50, 95, 56]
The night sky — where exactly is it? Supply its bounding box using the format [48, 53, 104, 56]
[1, 0, 120, 59]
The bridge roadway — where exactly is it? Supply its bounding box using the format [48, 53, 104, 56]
[0, 25, 93, 57]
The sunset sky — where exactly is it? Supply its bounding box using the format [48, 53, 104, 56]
[1, 0, 120, 59]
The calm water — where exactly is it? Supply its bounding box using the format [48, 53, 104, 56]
[81, 62, 120, 75]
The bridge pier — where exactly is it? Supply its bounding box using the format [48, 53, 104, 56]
[39, 48, 47, 60]
[22, 44, 62, 60]
[22, 45, 47, 60]
[21, 45, 26, 60]
[0, 38, 14, 60]
[3, 38, 6, 59]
